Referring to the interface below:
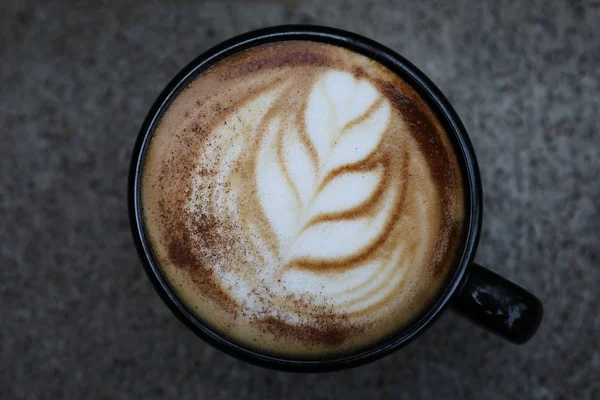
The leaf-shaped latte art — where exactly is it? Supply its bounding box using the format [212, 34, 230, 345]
[256, 71, 395, 270]
[185, 69, 440, 318]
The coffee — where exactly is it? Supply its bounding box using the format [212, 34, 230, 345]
[141, 41, 465, 358]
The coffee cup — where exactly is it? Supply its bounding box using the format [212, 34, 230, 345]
[129, 25, 543, 371]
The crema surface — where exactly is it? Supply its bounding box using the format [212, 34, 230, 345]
[142, 42, 465, 358]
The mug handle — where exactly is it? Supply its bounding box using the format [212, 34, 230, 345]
[451, 263, 543, 344]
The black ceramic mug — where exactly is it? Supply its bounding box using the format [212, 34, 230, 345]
[129, 25, 543, 372]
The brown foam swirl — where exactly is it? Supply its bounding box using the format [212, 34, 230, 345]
[141, 42, 465, 357]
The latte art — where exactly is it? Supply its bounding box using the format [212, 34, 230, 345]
[142, 42, 465, 357]
[256, 72, 394, 268]
[194, 71, 428, 315]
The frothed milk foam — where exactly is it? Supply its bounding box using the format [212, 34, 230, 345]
[142, 42, 465, 357]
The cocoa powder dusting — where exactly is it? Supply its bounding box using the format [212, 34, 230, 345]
[166, 225, 197, 273]
[378, 81, 455, 188]
[261, 317, 352, 347]
[252, 293, 365, 347]
[223, 45, 330, 79]
[159, 196, 236, 313]
[260, 315, 360, 347]
[378, 80, 460, 275]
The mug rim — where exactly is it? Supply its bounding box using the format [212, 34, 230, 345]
[128, 24, 482, 372]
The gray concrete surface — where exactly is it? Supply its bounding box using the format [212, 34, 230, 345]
[1, 0, 599, 399]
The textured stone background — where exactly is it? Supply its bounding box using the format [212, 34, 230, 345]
[1, 0, 599, 398]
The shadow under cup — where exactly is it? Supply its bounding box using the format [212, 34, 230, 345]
[129, 25, 543, 372]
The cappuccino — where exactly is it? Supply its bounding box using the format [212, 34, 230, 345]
[141, 42, 465, 357]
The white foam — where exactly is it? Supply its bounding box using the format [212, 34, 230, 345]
[307, 166, 383, 218]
